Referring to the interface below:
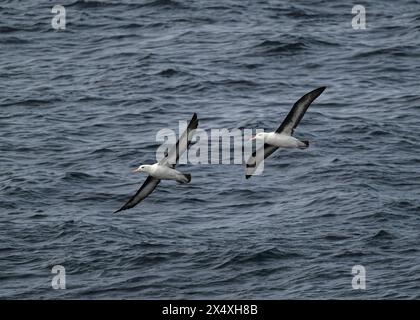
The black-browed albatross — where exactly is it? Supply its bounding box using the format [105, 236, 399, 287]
[246, 87, 326, 178]
[114, 113, 198, 213]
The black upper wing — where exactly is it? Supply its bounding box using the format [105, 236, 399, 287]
[115, 113, 198, 213]
[245, 87, 326, 178]
[159, 113, 198, 168]
[114, 176, 161, 213]
[276, 87, 326, 136]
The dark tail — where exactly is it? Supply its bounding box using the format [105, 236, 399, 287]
[300, 140, 309, 149]
[183, 173, 191, 183]
[177, 173, 191, 184]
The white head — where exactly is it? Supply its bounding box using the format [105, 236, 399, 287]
[132, 164, 151, 173]
[250, 132, 269, 141]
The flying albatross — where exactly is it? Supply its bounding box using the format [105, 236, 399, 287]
[114, 113, 198, 213]
[246, 87, 326, 179]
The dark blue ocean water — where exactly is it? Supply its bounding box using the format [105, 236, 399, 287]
[1, 0, 420, 299]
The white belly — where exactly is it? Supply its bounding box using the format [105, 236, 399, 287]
[150, 165, 182, 180]
[266, 134, 300, 148]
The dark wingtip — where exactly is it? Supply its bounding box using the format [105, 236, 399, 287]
[189, 113, 199, 129]
[316, 86, 327, 94]
[113, 207, 124, 214]
[304, 86, 326, 101]
[246, 175, 251, 179]
[185, 173, 192, 183]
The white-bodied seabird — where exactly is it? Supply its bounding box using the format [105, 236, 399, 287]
[114, 113, 198, 213]
[246, 87, 326, 179]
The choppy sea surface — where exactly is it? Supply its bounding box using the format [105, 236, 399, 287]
[1, 0, 420, 299]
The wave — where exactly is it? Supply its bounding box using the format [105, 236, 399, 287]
[62, 171, 94, 181]
[352, 45, 417, 58]
[1, 98, 56, 107]
[156, 68, 180, 77]
[0, 26, 20, 33]
[370, 229, 396, 240]
[141, 0, 189, 9]
[333, 250, 369, 258]
[252, 36, 339, 56]
[213, 247, 302, 269]
[68, 0, 121, 8]
[254, 40, 307, 55]
[323, 234, 350, 241]
[0, 36, 30, 44]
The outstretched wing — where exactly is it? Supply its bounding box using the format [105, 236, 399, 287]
[114, 113, 198, 213]
[114, 176, 160, 213]
[245, 87, 326, 178]
[276, 86, 326, 136]
[159, 113, 198, 168]
[245, 144, 278, 179]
